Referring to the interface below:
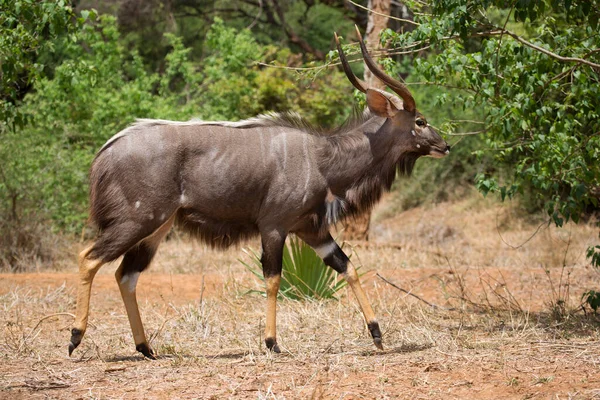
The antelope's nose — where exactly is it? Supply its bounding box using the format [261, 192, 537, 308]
[445, 144, 451, 153]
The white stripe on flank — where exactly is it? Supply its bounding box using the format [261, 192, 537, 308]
[302, 135, 311, 197]
[314, 242, 337, 259]
[282, 133, 288, 170]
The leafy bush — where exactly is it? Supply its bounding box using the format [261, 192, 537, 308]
[242, 236, 348, 300]
[1, 15, 207, 268]
[582, 290, 600, 315]
[0, 0, 78, 129]
[386, 0, 600, 225]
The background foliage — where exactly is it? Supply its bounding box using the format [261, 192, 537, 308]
[383, 0, 600, 265]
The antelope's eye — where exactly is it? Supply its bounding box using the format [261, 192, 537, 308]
[416, 119, 427, 127]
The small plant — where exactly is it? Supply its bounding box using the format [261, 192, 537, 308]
[241, 236, 349, 300]
[506, 377, 520, 387]
[582, 246, 600, 315]
[586, 245, 600, 268]
[533, 375, 554, 385]
[582, 290, 600, 315]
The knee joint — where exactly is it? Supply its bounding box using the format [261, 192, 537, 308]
[344, 265, 360, 284]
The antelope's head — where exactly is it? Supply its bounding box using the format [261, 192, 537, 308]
[335, 27, 450, 159]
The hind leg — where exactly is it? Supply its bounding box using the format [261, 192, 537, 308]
[69, 246, 106, 356]
[69, 216, 175, 357]
[115, 215, 174, 359]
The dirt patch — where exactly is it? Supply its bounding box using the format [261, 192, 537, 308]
[1, 200, 599, 399]
[0, 272, 226, 306]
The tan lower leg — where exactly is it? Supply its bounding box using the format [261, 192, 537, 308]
[264, 275, 281, 352]
[344, 264, 376, 322]
[69, 245, 104, 355]
[115, 266, 148, 346]
[73, 245, 104, 334]
[344, 264, 383, 349]
[115, 215, 173, 357]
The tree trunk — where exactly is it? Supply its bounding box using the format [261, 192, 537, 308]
[341, 0, 390, 241]
[364, 0, 390, 90]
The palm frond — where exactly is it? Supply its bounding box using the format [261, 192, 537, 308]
[241, 236, 351, 300]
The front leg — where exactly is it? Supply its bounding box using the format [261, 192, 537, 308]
[301, 232, 383, 350]
[260, 229, 287, 353]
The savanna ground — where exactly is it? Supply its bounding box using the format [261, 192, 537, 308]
[1, 196, 600, 399]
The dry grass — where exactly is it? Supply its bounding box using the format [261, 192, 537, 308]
[0, 219, 74, 273]
[1, 197, 600, 399]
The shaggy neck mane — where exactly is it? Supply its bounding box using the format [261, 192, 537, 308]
[261, 109, 375, 137]
[320, 117, 419, 224]
[324, 152, 418, 225]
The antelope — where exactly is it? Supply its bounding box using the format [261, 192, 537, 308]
[69, 27, 450, 358]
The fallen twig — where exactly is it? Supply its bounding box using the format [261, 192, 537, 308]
[23, 379, 71, 391]
[18, 312, 76, 352]
[105, 366, 127, 373]
[376, 273, 456, 311]
[31, 312, 75, 333]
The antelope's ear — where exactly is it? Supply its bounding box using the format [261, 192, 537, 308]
[366, 89, 403, 118]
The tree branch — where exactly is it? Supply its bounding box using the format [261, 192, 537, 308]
[376, 273, 455, 311]
[346, 0, 420, 25]
[246, 0, 263, 29]
[270, 0, 325, 60]
[386, 27, 600, 70]
[499, 29, 600, 70]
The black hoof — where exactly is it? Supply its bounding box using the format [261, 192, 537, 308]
[136, 343, 156, 359]
[68, 328, 83, 356]
[373, 337, 384, 350]
[265, 337, 281, 353]
[368, 321, 383, 350]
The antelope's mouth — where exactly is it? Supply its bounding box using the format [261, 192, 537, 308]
[429, 147, 450, 158]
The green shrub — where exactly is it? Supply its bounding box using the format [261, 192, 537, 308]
[242, 236, 349, 300]
[582, 290, 600, 315]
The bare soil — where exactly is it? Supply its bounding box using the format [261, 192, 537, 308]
[1, 198, 600, 399]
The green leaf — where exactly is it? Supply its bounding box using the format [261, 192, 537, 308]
[582, 290, 600, 312]
[590, 12, 599, 30]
